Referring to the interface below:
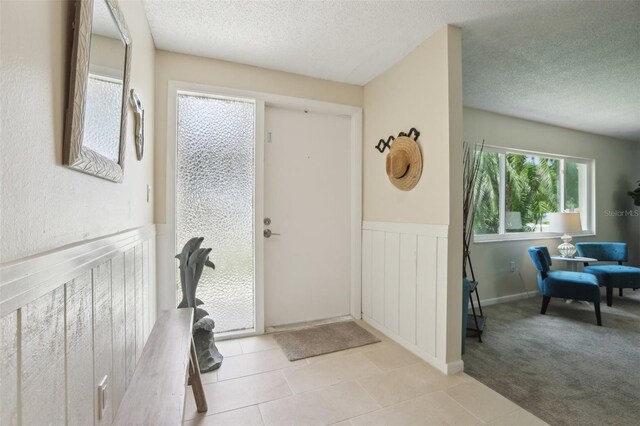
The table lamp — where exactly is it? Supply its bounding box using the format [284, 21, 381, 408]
[505, 211, 523, 231]
[549, 212, 582, 258]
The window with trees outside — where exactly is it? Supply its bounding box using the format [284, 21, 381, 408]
[474, 146, 594, 241]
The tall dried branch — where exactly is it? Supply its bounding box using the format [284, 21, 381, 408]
[463, 140, 484, 279]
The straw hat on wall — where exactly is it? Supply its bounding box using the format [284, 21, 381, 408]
[385, 136, 422, 191]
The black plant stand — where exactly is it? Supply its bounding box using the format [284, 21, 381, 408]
[464, 252, 486, 343]
[467, 280, 486, 342]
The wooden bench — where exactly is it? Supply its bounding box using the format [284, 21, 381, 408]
[113, 308, 207, 425]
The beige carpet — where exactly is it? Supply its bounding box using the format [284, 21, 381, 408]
[273, 321, 381, 361]
[463, 291, 640, 426]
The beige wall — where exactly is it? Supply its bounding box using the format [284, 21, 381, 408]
[0, 0, 155, 263]
[465, 107, 640, 302]
[445, 27, 464, 365]
[363, 28, 455, 225]
[90, 33, 126, 74]
[153, 50, 364, 223]
[363, 26, 463, 368]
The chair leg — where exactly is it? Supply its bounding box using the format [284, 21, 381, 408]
[595, 302, 602, 326]
[606, 285, 613, 307]
[619, 288, 623, 297]
[541, 296, 551, 314]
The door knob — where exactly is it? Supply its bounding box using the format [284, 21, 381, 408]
[263, 229, 280, 238]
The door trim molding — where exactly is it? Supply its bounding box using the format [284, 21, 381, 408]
[163, 80, 363, 333]
[350, 110, 363, 319]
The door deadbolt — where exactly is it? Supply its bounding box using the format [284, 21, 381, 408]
[264, 217, 271, 226]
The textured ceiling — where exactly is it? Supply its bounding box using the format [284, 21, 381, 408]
[462, 1, 640, 142]
[143, 0, 640, 142]
[93, 0, 122, 39]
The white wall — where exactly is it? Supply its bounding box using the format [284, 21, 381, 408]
[0, 0, 155, 263]
[362, 26, 463, 373]
[464, 107, 640, 302]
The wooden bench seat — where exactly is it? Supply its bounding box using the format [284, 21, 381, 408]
[113, 308, 207, 425]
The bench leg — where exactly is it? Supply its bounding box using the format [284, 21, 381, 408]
[541, 296, 551, 315]
[606, 285, 613, 307]
[594, 302, 602, 326]
[189, 338, 208, 413]
[619, 288, 623, 297]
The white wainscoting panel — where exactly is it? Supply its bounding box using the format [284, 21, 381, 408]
[362, 221, 456, 374]
[21, 287, 66, 425]
[111, 252, 127, 417]
[398, 234, 417, 345]
[66, 271, 95, 425]
[135, 245, 144, 361]
[0, 311, 18, 425]
[93, 261, 114, 426]
[0, 225, 156, 425]
[416, 235, 438, 357]
[124, 247, 137, 388]
[384, 232, 400, 334]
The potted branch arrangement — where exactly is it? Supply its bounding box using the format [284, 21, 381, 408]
[463, 140, 484, 281]
[628, 181, 640, 206]
[462, 140, 485, 346]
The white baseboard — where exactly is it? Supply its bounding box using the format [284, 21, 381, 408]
[476, 290, 539, 308]
[445, 360, 465, 375]
[362, 316, 463, 376]
[476, 286, 616, 308]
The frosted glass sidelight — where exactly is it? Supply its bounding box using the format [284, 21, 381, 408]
[176, 94, 256, 333]
[84, 75, 123, 162]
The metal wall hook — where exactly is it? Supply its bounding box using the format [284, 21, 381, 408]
[375, 135, 395, 153]
[375, 127, 420, 153]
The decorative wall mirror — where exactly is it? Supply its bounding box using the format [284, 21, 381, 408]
[64, 0, 131, 182]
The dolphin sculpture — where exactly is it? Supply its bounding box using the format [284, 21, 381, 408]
[175, 237, 223, 372]
[176, 237, 214, 308]
[186, 247, 215, 322]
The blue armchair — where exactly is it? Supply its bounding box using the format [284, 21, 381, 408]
[575, 242, 640, 306]
[527, 246, 602, 325]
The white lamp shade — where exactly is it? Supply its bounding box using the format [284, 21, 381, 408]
[505, 211, 523, 229]
[549, 212, 582, 234]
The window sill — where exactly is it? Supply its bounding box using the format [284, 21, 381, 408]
[473, 232, 596, 244]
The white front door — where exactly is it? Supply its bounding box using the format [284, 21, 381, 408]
[263, 107, 352, 327]
[167, 83, 360, 335]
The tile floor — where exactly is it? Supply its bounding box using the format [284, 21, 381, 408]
[183, 321, 547, 426]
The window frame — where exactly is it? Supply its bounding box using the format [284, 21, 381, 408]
[474, 145, 595, 243]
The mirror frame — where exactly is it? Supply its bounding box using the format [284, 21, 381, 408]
[64, 0, 131, 182]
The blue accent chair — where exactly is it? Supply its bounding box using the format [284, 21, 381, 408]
[575, 242, 640, 307]
[527, 246, 602, 325]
